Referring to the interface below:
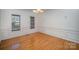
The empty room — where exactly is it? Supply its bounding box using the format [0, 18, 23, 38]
[0, 9, 79, 50]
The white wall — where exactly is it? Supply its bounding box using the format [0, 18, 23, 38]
[0, 10, 2, 41]
[39, 9, 79, 43]
[0, 9, 38, 40]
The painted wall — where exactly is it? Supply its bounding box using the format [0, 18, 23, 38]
[0, 9, 38, 40]
[0, 10, 2, 41]
[39, 9, 79, 43]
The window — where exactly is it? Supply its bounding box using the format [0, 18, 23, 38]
[12, 14, 21, 31]
[30, 16, 35, 29]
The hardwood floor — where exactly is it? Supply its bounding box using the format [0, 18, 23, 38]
[0, 32, 79, 50]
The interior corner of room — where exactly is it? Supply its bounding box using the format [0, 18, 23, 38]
[0, 9, 79, 50]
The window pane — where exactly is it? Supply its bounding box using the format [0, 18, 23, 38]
[12, 14, 20, 31]
[30, 16, 35, 29]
